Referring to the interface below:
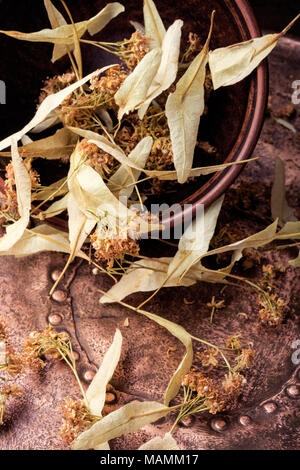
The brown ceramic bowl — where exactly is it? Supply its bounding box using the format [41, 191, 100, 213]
[0, 0, 268, 228]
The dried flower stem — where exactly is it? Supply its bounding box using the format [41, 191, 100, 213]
[169, 387, 207, 433]
[97, 288, 233, 374]
[49, 217, 86, 297]
[59, 0, 83, 80]
[56, 341, 88, 405]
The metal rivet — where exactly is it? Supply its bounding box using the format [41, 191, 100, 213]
[211, 418, 227, 432]
[58, 330, 70, 341]
[178, 415, 195, 428]
[263, 402, 277, 414]
[286, 384, 300, 398]
[83, 369, 96, 382]
[72, 351, 80, 361]
[48, 313, 63, 326]
[239, 415, 252, 426]
[52, 290, 67, 302]
[51, 269, 62, 281]
[105, 392, 117, 404]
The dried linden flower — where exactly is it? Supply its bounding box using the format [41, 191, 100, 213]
[78, 139, 116, 176]
[0, 385, 24, 425]
[1, 161, 40, 226]
[22, 325, 71, 370]
[38, 71, 76, 105]
[234, 348, 256, 371]
[222, 372, 246, 396]
[90, 65, 128, 97]
[91, 227, 140, 269]
[258, 294, 285, 327]
[199, 348, 219, 368]
[226, 334, 242, 351]
[60, 397, 100, 444]
[120, 31, 150, 70]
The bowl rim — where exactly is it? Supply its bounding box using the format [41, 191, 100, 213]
[0, 0, 268, 235]
[162, 0, 268, 228]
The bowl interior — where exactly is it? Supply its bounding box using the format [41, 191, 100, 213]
[0, 0, 261, 213]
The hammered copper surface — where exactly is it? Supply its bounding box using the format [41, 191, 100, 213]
[0, 30, 299, 453]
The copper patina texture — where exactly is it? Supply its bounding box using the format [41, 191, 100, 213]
[0, 39, 299, 451]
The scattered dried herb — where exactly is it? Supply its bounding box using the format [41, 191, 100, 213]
[0, 0, 299, 451]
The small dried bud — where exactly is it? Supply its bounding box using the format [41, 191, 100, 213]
[234, 348, 255, 371]
[222, 372, 246, 396]
[60, 397, 100, 444]
[91, 228, 139, 269]
[199, 349, 219, 368]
